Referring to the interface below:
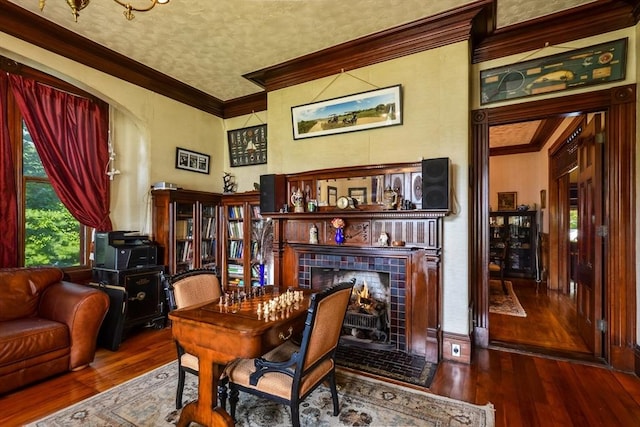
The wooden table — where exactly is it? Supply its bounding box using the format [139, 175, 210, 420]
[169, 287, 310, 427]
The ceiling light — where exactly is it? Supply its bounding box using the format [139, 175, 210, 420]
[38, 0, 170, 22]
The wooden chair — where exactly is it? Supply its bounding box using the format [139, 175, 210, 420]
[165, 269, 223, 409]
[223, 279, 355, 427]
[489, 243, 508, 294]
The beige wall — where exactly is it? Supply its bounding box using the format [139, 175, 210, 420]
[0, 32, 225, 235]
[228, 42, 473, 335]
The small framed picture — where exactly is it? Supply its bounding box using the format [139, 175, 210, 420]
[497, 192, 517, 211]
[348, 187, 367, 205]
[176, 147, 210, 174]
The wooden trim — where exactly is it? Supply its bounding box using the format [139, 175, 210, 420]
[442, 331, 472, 364]
[223, 92, 267, 119]
[472, 84, 637, 372]
[473, 0, 639, 63]
[490, 116, 565, 156]
[243, 1, 495, 92]
[0, 1, 224, 117]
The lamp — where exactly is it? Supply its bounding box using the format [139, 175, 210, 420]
[38, 0, 170, 22]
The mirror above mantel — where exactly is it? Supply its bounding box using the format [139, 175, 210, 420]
[260, 160, 451, 214]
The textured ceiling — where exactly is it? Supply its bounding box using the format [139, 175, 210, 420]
[9, 0, 596, 101]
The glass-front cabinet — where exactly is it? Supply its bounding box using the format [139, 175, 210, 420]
[221, 191, 263, 288]
[151, 189, 221, 275]
[489, 210, 538, 279]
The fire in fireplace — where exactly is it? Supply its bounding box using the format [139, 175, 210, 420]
[311, 268, 391, 348]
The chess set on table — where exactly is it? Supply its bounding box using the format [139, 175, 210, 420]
[203, 286, 310, 321]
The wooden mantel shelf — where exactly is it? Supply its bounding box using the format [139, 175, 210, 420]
[265, 209, 448, 220]
[287, 242, 425, 255]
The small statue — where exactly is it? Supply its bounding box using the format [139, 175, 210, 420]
[223, 172, 237, 193]
[309, 224, 318, 244]
[378, 231, 389, 246]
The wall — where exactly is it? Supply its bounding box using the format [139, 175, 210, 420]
[0, 31, 225, 235]
[229, 41, 473, 337]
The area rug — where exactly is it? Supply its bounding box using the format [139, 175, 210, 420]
[27, 361, 494, 427]
[335, 344, 437, 388]
[489, 280, 527, 317]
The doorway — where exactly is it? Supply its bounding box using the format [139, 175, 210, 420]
[487, 113, 603, 360]
[471, 85, 637, 372]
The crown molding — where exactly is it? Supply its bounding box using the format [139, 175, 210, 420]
[473, 0, 639, 63]
[243, 0, 495, 92]
[0, 1, 224, 117]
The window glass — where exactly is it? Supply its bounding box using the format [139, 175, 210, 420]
[22, 123, 82, 267]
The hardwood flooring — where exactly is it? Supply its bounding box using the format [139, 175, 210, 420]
[2, 322, 639, 426]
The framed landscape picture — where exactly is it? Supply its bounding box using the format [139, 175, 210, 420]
[291, 84, 402, 140]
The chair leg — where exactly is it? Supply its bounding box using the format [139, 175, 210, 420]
[217, 377, 228, 411]
[229, 386, 239, 421]
[501, 270, 508, 295]
[328, 374, 340, 416]
[176, 368, 186, 410]
[290, 403, 301, 427]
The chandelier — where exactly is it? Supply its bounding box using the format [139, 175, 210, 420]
[38, 0, 170, 22]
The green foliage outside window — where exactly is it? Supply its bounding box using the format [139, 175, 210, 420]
[23, 125, 81, 267]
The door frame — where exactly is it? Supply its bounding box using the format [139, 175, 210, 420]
[471, 84, 636, 372]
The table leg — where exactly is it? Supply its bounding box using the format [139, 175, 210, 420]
[176, 355, 234, 427]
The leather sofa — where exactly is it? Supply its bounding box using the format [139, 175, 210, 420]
[0, 267, 110, 394]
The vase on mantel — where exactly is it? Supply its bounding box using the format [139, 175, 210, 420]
[334, 227, 345, 245]
[259, 263, 266, 286]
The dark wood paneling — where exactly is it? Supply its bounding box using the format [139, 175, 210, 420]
[473, 0, 639, 63]
[223, 92, 267, 119]
[0, 1, 224, 117]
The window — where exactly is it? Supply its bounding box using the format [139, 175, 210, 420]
[21, 123, 89, 267]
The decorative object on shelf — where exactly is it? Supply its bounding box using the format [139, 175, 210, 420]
[291, 84, 403, 140]
[38, 0, 170, 22]
[378, 231, 389, 246]
[291, 188, 305, 213]
[252, 218, 273, 284]
[480, 38, 627, 105]
[309, 224, 318, 244]
[517, 204, 530, 212]
[223, 172, 237, 193]
[331, 217, 345, 245]
[227, 123, 267, 167]
[176, 147, 210, 174]
[497, 191, 517, 211]
[336, 196, 356, 210]
[307, 199, 318, 212]
[258, 263, 266, 286]
[382, 186, 398, 210]
[392, 240, 406, 247]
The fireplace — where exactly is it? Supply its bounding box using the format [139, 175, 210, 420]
[311, 268, 391, 348]
[298, 253, 408, 351]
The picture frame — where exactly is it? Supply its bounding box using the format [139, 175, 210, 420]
[480, 38, 627, 105]
[291, 84, 402, 140]
[540, 189, 547, 209]
[176, 147, 210, 174]
[327, 186, 338, 206]
[348, 187, 367, 205]
[227, 124, 267, 167]
[497, 192, 517, 211]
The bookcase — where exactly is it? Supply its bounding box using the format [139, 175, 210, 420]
[151, 189, 221, 275]
[489, 210, 538, 279]
[221, 191, 263, 288]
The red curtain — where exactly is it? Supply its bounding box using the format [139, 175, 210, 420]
[9, 75, 113, 231]
[0, 73, 19, 267]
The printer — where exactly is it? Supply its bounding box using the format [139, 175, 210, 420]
[94, 231, 158, 270]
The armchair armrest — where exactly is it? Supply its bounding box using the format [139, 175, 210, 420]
[39, 281, 110, 370]
[249, 351, 299, 386]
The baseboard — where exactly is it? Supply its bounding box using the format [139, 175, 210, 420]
[442, 331, 472, 364]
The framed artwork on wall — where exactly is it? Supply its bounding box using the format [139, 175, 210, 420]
[227, 124, 267, 167]
[176, 147, 210, 174]
[498, 192, 517, 211]
[291, 84, 402, 140]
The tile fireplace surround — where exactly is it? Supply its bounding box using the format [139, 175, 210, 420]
[268, 208, 445, 362]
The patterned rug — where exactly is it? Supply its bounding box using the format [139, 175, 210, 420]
[489, 280, 527, 317]
[27, 361, 494, 427]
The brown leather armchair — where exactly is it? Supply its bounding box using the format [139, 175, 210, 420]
[0, 267, 110, 394]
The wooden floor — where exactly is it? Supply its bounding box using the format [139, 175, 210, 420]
[490, 279, 593, 358]
[1, 325, 639, 427]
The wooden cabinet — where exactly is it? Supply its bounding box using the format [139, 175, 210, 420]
[489, 210, 538, 279]
[151, 189, 221, 275]
[221, 191, 263, 288]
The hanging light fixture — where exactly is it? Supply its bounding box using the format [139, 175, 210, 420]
[38, 0, 170, 22]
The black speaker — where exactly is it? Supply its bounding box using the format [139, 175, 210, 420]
[422, 157, 451, 211]
[260, 174, 286, 213]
